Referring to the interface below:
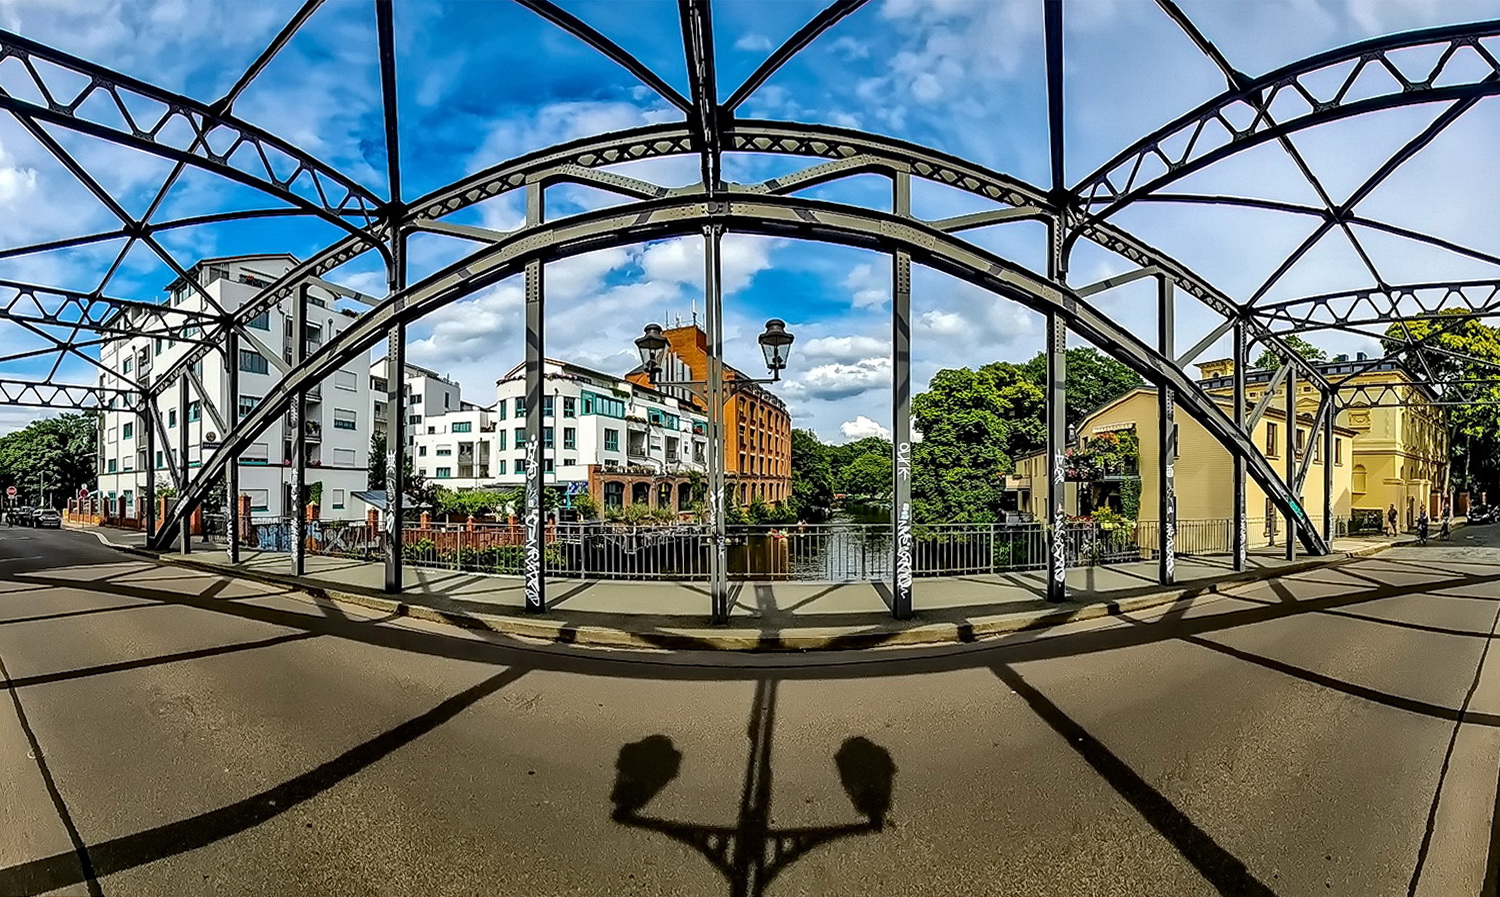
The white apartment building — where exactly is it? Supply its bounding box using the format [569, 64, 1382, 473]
[95, 254, 372, 521]
[369, 359, 464, 446]
[410, 358, 708, 510]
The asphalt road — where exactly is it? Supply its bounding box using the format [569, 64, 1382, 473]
[3, 524, 1500, 897]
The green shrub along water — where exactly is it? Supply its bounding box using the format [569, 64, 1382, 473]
[401, 539, 566, 574]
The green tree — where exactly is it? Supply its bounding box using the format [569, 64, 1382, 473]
[910, 367, 1017, 522]
[1019, 347, 1141, 430]
[1383, 311, 1500, 495]
[0, 413, 98, 505]
[789, 428, 835, 522]
[839, 452, 892, 498]
[1253, 334, 1327, 371]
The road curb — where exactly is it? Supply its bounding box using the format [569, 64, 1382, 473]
[70, 524, 1401, 651]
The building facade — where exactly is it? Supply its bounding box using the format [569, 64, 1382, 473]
[624, 323, 793, 506]
[1017, 387, 1355, 544]
[94, 255, 372, 521]
[1198, 356, 1449, 526]
[410, 358, 710, 515]
[369, 359, 464, 447]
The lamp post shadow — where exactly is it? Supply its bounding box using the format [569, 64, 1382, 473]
[609, 679, 896, 897]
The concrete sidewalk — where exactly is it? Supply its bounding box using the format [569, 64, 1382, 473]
[67, 522, 1405, 650]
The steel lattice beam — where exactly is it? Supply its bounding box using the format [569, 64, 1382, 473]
[148, 192, 1329, 556]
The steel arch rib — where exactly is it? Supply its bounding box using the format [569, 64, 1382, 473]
[0, 29, 385, 238]
[151, 193, 1328, 555]
[147, 120, 1328, 396]
[1073, 20, 1500, 222]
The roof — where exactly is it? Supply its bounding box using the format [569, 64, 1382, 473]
[351, 490, 433, 510]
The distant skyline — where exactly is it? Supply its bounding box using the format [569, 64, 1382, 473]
[2, 0, 1498, 440]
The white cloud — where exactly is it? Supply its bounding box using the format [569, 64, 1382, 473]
[790, 356, 891, 401]
[639, 235, 777, 294]
[844, 262, 888, 309]
[840, 415, 890, 441]
[734, 33, 774, 52]
[800, 335, 887, 365]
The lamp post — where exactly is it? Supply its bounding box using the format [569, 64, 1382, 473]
[636, 318, 795, 623]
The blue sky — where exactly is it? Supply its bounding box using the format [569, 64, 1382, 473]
[2, 0, 1499, 440]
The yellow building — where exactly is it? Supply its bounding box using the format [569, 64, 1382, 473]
[1197, 357, 1448, 528]
[1015, 387, 1355, 546]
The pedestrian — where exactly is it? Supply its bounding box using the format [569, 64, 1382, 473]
[1440, 512, 1452, 541]
[1387, 503, 1398, 536]
[1417, 508, 1430, 545]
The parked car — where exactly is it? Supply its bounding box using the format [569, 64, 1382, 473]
[33, 508, 60, 529]
[9, 506, 32, 526]
[1469, 504, 1495, 525]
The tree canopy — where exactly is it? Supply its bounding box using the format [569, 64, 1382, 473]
[790, 428, 835, 522]
[1019, 347, 1143, 431]
[1253, 334, 1327, 371]
[0, 414, 97, 506]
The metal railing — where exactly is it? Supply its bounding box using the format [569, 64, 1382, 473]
[220, 517, 1327, 584]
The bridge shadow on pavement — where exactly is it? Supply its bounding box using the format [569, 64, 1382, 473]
[2, 549, 1500, 895]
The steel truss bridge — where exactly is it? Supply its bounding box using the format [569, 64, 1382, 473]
[3, 0, 1498, 618]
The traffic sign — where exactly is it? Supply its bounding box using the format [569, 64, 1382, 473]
[78, 486, 90, 500]
[4, 486, 14, 498]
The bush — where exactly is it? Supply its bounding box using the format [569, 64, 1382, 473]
[1120, 478, 1142, 520]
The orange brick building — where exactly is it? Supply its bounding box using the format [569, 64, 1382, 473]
[626, 324, 793, 506]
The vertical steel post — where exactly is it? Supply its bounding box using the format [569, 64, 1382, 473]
[705, 225, 729, 622]
[1284, 363, 1297, 561]
[1045, 311, 1067, 602]
[383, 238, 407, 593]
[226, 327, 240, 563]
[141, 403, 155, 539]
[1157, 277, 1176, 585]
[1323, 394, 1335, 542]
[523, 182, 547, 614]
[891, 172, 914, 619]
[178, 374, 190, 554]
[290, 284, 308, 576]
[1232, 321, 1247, 570]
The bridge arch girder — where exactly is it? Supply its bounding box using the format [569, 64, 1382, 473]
[149, 192, 1328, 556]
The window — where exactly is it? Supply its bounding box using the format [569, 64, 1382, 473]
[239, 350, 269, 374]
[333, 409, 357, 430]
[154, 337, 162, 356]
[436, 467, 452, 478]
[238, 394, 260, 420]
[514, 426, 526, 447]
[122, 490, 133, 512]
[496, 460, 507, 475]
[188, 401, 201, 422]
[563, 397, 576, 418]
[122, 422, 133, 439]
[335, 370, 358, 391]
[604, 481, 624, 508]
[1352, 464, 1367, 493]
[452, 421, 472, 433]
[123, 458, 134, 471]
[407, 414, 421, 425]
[419, 445, 427, 456]
[563, 427, 576, 450]
[544, 458, 554, 473]
[496, 430, 507, 450]
[581, 390, 625, 418]
[542, 396, 554, 417]
[444, 393, 451, 409]
[1295, 428, 1306, 456]
[605, 428, 620, 452]
[107, 458, 118, 473]
[1265, 422, 1279, 457]
[496, 403, 506, 421]
[248, 310, 270, 330]
[563, 458, 575, 467]
[332, 489, 346, 510]
[543, 427, 554, 449]
[514, 397, 526, 417]
[333, 448, 356, 466]
[246, 488, 269, 511]
[409, 393, 420, 406]
[437, 448, 452, 456]
[122, 357, 132, 374]
[155, 451, 164, 469]
[515, 457, 526, 472]
[1335, 438, 1343, 465]
[168, 409, 177, 427]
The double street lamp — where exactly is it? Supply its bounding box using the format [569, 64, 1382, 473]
[634, 318, 795, 622]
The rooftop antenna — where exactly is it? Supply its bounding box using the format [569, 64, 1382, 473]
[691, 297, 698, 326]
